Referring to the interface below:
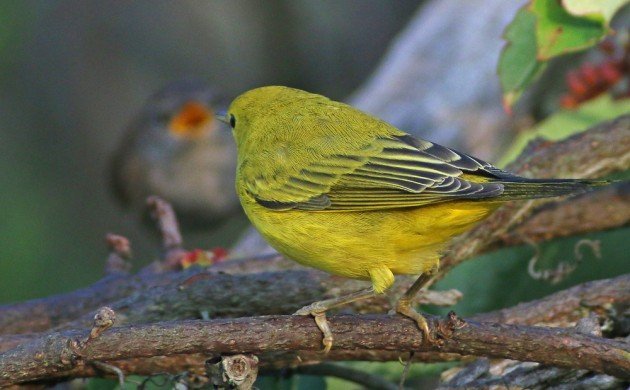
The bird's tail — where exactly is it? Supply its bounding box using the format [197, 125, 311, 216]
[498, 178, 610, 200]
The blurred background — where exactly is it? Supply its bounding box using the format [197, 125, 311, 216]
[0, 1, 421, 303]
[1, 1, 628, 387]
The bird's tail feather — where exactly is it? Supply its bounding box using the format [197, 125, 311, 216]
[498, 178, 609, 200]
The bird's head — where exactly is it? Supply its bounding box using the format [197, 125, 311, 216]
[222, 86, 327, 149]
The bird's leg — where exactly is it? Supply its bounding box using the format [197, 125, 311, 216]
[394, 272, 438, 344]
[294, 287, 375, 353]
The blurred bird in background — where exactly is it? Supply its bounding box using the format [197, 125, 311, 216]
[110, 80, 240, 228]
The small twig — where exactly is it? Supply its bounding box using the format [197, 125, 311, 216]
[92, 361, 126, 388]
[105, 234, 132, 275]
[146, 196, 183, 250]
[57, 307, 116, 368]
[146, 195, 186, 270]
[294, 362, 399, 390]
[69, 306, 116, 353]
[398, 351, 414, 390]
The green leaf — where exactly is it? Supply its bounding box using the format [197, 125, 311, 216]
[562, 0, 630, 25]
[497, 0, 627, 108]
[497, 94, 630, 167]
[498, 6, 547, 110]
[531, 0, 609, 60]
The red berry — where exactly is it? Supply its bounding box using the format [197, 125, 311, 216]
[560, 95, 578, 109]
[579, 63, 599, 86]
[567, 71, 588, 96]
[600, 62, 622, 84]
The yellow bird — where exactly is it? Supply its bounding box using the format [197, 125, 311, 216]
[222, 86, 602, 351]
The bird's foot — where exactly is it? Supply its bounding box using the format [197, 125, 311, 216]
[294, 304, 333, 353]
[294, 288, 375, 353]
[394, 297, 440, 346]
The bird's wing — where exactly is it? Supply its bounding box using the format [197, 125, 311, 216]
[244, 133, 508, 211]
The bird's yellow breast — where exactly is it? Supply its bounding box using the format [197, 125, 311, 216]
[240, 186, 495, 292]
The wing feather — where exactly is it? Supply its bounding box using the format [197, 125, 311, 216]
[244, 133, 507, 211]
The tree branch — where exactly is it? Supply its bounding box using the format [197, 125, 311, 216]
[0, 269, 459, 351]
[1, 273, 625, 383]
[1, 270, 627, 356]
[438, 356, 628, 390]
[474, 273, 630, 326]
[0, 350, 462, 386]
[496, 181, 629, 247]
[1, 311, 628, 386]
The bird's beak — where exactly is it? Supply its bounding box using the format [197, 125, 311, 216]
[216, 112, 229, 125]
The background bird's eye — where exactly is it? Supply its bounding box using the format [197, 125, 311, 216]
[229, 114, 236, 128]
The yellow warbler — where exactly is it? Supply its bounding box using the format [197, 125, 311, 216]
[223, 86, 602, 351]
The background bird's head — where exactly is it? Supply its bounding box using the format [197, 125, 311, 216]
[137, 79, 229, 156]
[109, 79, 239, 227]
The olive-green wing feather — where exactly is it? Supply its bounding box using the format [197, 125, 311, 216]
[246, 133, 508, 211]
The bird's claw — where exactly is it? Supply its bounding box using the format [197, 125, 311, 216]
[294, 305, 333, 353]
[313, 312, 333, 353]
[395, 298, 439, 345]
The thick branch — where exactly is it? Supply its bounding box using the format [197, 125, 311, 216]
[2, 273, 625, 381]
[0, 269, 458, 350]
[1, 313, 628, 386]
[28, 350, 462, 383]
[497, 182, 629, 247]
[2, 271, 627, 356]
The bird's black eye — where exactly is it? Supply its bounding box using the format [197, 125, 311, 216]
[229, 114, 236, 128]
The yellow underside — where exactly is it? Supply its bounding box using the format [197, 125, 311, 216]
[244, 199, 497, 293]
